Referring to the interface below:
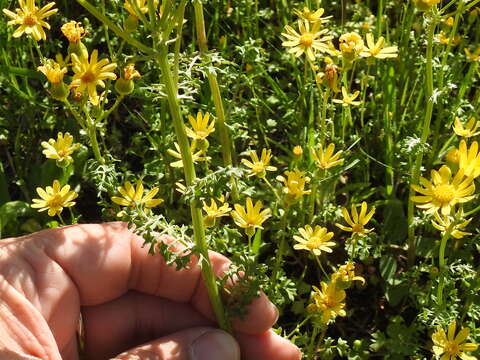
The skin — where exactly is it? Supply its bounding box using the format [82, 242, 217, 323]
[0, 222, 301, 360]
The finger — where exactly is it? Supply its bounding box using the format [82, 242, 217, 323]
[111, 327, 240, 360]
[82, 291, 214, 359]
[236, 330, 302, 360]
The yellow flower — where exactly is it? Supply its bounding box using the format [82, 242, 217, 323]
[446, 148, 459, 165]
[311, 143, 344, 169]
[231, 197, 271, 237]
[339, 32, 364, 60]
[241, 148, 277, 178]
[3, 0, 58, 41]
[465, 48, 480, 62]
[293, 225, 335, 256]
[432, 321, 478, 360]
[70, 49, 117, 106]
[202, 195, 231, 227]
[167, 142, 210, 168]
[185, 112, 215, 141]
[293, 145, 303, 158]
[413, 0, 441, 11]
[459, 140, 480, 178]
[115, 63, 141, 95]
[37, 59, 67, 84]
[281, 20, 333, 62]
[111, 180, 163, 212]
[31, 180, 78, 217]
[61, 21, 85, 43]
[316, 57, 341, 92]
[453, 117, 480, 138]
[123, 63, 141, 81]
[276, 169, 311, 205]
[333, 87, 362, 106]
[41, 132, 80, 167]
[360, 33, 398, 59]
[292, 7, 332, 24]
[307, 282, 346, 325]
[444, 17, 454, 27]
[436, 32, 461, 46]
[336, 201, 375, 237]
[431, 212, 472, 239]
[332, 263, 365, 286]
[411, 165, 475, 215]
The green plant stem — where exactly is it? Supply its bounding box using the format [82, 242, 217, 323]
[286, 315, 312, 339]
[436, 221, 455, 306]
[64, 100, 87, 130]
[85, 111, 105, 164]
[407, 11, 437, 267]
[307, 324, 320, 359]
[271, 208, 289, 283]
[157, 47, 230, 333]
[263, 177, 282, 204]
[98, 95, 125, 123]
[314, 255, 329, 278]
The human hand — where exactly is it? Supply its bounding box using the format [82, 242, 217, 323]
[0, 222, 301, 360]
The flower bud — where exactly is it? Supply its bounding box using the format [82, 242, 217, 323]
[50, 82, 69, 102]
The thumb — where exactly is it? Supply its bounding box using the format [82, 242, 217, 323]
[112, 327, 241, 360]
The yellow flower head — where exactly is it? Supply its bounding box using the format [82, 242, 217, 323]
[3, 0, 58, 41]
[332, 263, 365, 287]
[293, 145, 303, 158]
[70, 49, 117, 106]
[411, 165, 475, 215]
[360, 33, 398, 59]
[307, 282, 346, 325]
[431, 211, 472, 239]
[333, 87, 362, 106]
[458, 140, 480, 179]
[436, 32, 461, 46]
[339, 32, 364, 60]
[432, 321, 478, 360]
[167, 142, 210, 168]
[446, 147, 459, 165]
[37, 59, 67, 84]
[41, 132, 80, 167]
[336, 201, 375, 237]
[185, 112, 215, 141]
[282, 20, 333, 62]
[316, 57, 341, 92]
[61, 21, 86, 43]
[292, 7, 332, 24]
[465, 48, 480, 62]
[241, 148, 277, 178]
[123, 63, 141, 81]
[231, 197, 271, 237]
[453, 117, 480, 138]
[293, 225, 335, 256]
[311, 143, 344, 169]
[276, 169, 311, 205]
[444, 17, 454, 27]
[202, 195, 231, 227]
[31, 180, 78, 217]
[111, 180, 163, 214]
[413, 0, 441, 11]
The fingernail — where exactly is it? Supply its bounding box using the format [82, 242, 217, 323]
[190, 330, 240, 360]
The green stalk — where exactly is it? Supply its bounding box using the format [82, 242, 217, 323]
[271, 208, 290, 283]
[436, 220, 456, 306]
[157, 47, 230, 333]
[407, 11, 437, 267]
[85, 111, 105, 164]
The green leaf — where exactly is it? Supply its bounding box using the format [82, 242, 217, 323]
[0, 201, 31, 237]
[379, 255, 397, 284]
[251, 228, 263, 255]
[383, 198, 408, 245]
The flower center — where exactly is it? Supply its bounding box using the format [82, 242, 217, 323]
[433, 184, 456, 204]
[252, 162, 266, 173]
[352, 224, 364, 233]
[444, 341, 460, 355]
[23, 13, 37, 26]
[81, 71, 96, 83]
[307, 237, 321, 249]
[48, 194, 63, 208]
[300, 33, 314, 47]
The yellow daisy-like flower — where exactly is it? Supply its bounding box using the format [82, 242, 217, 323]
[431, 211, 472, 239]
[336, 201, 375, 237]
[41, 132, 80, 167]
[332, 263, 365, 287]
[453, 117, 480, 138]
[167, 142, 210, 168]
[31, 180, 78, 217]
[61, 21, 86, 43]
[411, 165, 475, 215]
[37, 59, 67, 84]
[293, 225, 335, 256]
[241, 148, 277, 178]
[465, 48, 480, 62]
[360, 33, 398, 59]
[231, 197, 271, 238]
[3, 0, 58, 41]
[70, 49, 117, 106]
[276, 169, 311, 205]
[459, 140, 480, 178]
[413, 0, 441, 11]
[432, 321, 478, 360]
[332, 87, 362, 106]
[292, 7, 332, 24]
[111, 180, 163, 212]
[281, 19, 333, 62]
[202, 195, 231, 227]
[311, 143, 344, 169]
[307, 282, 346, 325]
[185, 112, 215, 141]
[339, 32, 365, 61]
